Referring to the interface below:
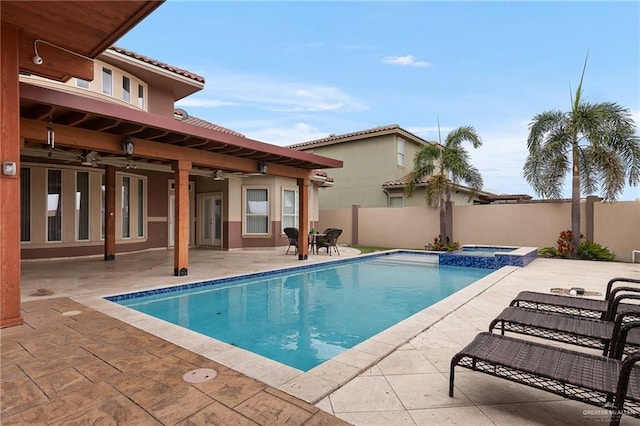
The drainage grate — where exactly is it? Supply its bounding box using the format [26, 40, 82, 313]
[183, 368, 218, 383]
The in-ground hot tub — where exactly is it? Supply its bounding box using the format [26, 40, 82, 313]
[426, 245, 538, 269]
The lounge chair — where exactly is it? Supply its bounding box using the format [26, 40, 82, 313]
[490, 294, 640, 356]
[283, 227, 299, 255]
[511, 277, 640, 319]
[450, 321, 640, 426]
[316, 228, 342, 256]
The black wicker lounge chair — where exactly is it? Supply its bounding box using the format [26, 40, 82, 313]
[510, 277, 640, 319]
[283, 227, 299, 255]
[450, 321, 640, 426]
[490, 294, 640, 356]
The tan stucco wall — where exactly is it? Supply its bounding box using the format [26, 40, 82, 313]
[320, 200, 639, 262]
[595, 201, 640, 262]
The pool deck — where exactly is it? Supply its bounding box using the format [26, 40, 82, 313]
[4, 247, 640, 425]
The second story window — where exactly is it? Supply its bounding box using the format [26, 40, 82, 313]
[102, 68, 112, 96]
[122, 76, 131, 102]
[397, 138, 405, 167]
[76, 78, 90, 89]
[138, 84, 145, 109]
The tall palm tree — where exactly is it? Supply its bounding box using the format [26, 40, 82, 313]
[524, 56, 640, 254]
[405, 125, 483, 243]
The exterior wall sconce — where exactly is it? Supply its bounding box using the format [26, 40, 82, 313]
[258, 161, 268, 174]
[2, 162, 17, 176]
[122, 136, 135, 157]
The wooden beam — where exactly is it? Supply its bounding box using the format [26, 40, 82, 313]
[174, 160, 191, 276]
[20, 118, 311, 179]
[0, 24, 23, 328]
[297, 178, 310, 260]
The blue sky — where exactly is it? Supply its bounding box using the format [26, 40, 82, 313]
[118, 1, 640, 200]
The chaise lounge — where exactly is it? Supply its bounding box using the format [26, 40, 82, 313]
[510, 277, 640, 319]
[450, 321, 640, 426]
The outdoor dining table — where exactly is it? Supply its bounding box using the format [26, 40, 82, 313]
[308, 233, 326, 255]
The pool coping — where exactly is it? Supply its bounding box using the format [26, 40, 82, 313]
[75, 251, 521, 404]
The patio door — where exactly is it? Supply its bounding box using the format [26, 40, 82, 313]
[201, 194, 222, 247]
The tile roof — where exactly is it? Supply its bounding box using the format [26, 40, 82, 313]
[109, 46, 205, 83]
[174, 109, 245, 137]
[288, 124, 437, 149]
[383, 174, 432, 187]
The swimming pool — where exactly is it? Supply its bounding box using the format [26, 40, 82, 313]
[108, 252, 492, 371]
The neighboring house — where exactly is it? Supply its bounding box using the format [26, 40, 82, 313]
[18, 46, 337, 260]
[289, 125, 489, 209]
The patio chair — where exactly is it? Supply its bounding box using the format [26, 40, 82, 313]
[283, 227, 299, 255]
[316, 228, 342, 256]
[510, 277, 640, 319]
[450, 320, 640, 426]
[490, 294, 640, 356]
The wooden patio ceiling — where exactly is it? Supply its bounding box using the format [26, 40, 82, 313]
[20, 83, 343, 177]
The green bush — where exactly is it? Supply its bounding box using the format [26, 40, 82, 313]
[538, 247, 561, 258]
[578, 241, 613, 261]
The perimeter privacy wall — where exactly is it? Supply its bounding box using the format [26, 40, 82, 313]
[318, 199, 640, 262]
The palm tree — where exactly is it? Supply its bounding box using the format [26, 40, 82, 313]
[405, 125, 483, 244]
[524, 56, 640, 255]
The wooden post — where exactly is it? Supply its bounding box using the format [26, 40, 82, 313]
[174, 160, 191, 275]
[0, 24, 23, 328]
[104, 165, 116, 260]
[297, 178, 310, 260]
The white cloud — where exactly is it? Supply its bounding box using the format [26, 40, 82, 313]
[382, 55, 431, 68]
[188, 69, 368, 113]
[240, 123, 329, 147]
[176, 98, 236, 108]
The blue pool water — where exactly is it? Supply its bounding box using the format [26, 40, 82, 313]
[109, 253, 492, 371]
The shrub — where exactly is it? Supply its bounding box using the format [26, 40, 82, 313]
[578, 240, 613, 261]
[539, 230, 612, 261]
[538, 247, 560, 258]
[426, 236, 461, 252]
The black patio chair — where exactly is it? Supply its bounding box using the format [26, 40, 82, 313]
[283, 227, 299, 255]
[450, 320, 640, 426]
[316, 228, 342, 256]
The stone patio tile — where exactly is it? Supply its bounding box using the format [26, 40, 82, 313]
[376, 349, 438, 375]
[19, 381, 120, 425]
[478, 400, 640, 426]
[329, 376, 404, 413]
[0, 375, 48, 418]
[74, 358, 122, 382]
[107, 372, 182, 408]
[386, 372, 474, 410]
[336, 410, 416, 426]
[307, 359, 362, 385]
[451, 371, 564, 405]
[303, 409, 352, 426]
[194, 368, 266, 407]
[17, 347, 98, 380]
[278, 370, 337, 403]
[48, 394, 162, 425]
[147, 385, 215, 424]
[176, 400, 259, 425]
[32, 367, 93, 399]
[409, 406, 496, 425]
[234, 390, 316, 425]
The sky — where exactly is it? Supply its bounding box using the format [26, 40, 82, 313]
[118, 1, 640, 200]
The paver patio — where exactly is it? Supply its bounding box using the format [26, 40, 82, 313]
[3, 247, 640, 425]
